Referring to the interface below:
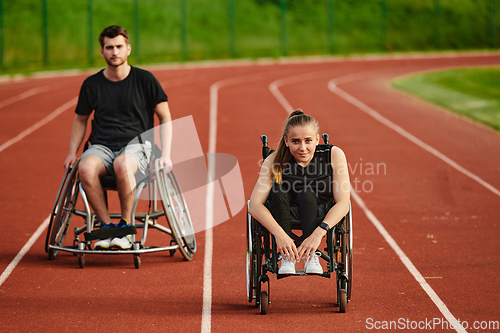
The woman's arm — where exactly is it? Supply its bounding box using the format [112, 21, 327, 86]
[297, 146, 350, 259]
[248, 154, 299, 262]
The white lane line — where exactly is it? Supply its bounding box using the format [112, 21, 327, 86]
[0, 97, 77, 153]
[0, 86, 51, 111]
[201, 84, 218, 333]
[268, 70, 336, 113]
[0, 216, 50, 287]
[201, 72, 284, 332]
[350, 191, 467, 333]
[269, 73, 468, 333]
[327, 80, 500, 197]
[268, 67, 390, 114]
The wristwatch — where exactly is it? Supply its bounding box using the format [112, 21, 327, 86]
[319, 222, 330, 232]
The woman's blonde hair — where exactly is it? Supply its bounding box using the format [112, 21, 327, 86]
[272, 109, 319, 184]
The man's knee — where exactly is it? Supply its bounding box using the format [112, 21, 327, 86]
[79, 155, 107, 182]
[113, 154, 138, 179]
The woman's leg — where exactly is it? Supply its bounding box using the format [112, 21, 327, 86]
[268, 183, 295, 239]
[295, 189, 319, 240]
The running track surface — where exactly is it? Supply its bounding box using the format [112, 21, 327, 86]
[1, 53, 499, 332]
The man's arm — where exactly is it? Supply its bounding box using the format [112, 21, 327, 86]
[64, 114, 89, 169]
[154, 101, 173, 171]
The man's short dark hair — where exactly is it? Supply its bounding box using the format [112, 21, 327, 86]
[99, 25, 129, 48]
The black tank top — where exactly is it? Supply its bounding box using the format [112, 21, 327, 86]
[281, 144, 334, 202]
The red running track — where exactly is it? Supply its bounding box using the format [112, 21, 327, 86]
[1, 53, 499, 332]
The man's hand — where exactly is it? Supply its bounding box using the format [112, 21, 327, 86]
[158, 155, 173, 173]
[64, 154, 78, 169]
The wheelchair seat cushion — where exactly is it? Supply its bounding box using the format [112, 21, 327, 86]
[100, 175, 118, 190]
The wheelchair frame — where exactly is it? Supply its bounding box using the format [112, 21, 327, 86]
[246, 134, 353, 314]
[45, 157, 197, 269]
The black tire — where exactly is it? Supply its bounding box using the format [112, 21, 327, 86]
[260, 291, 268, 315]
[246, 249, 253, 303]
[254, 221, 263, 308]
[346, 207, 353, 302]
[157, 165, 196, 261]
[45, 167, 72, 253]
[169, 239, 176, 257]
[339, 289, 347, 313]
[78, 254, 85, 269]
[48, 161, 80, 260]
[246, 203, 255, 303]
[134, 254, 141, 269]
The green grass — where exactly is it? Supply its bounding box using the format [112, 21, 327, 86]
[392, 68, 500, 131]
[0, 0, 499, 73]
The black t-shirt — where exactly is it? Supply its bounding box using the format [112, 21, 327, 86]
[75, 66, 168, 151]
[281, 144, 334, 203]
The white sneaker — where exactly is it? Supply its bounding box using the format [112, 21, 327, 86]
[111, 235, 132, 249]
[94, 222, 116, 249]
[304, 253, 322, 274]
[95, 238, 112, 249]
[278, 258, 296, 274]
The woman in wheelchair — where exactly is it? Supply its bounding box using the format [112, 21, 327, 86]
[249, 110, 350, 275]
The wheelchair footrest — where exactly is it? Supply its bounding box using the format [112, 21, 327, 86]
[84, 226, 137, 242]
[277, 270, 331, 279]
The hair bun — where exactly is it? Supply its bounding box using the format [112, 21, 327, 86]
[290, 109, 304, 117]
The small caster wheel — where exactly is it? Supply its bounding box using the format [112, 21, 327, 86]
[339, 289, 347, 313]
[169, 240, 176, 257]
[78, 254, 85, 268]
[134, 254, 141, 269]
[72, 239, 79, 255]
[259, 291, 268, 315]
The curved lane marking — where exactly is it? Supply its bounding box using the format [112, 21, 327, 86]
[327, 77, 500, 197]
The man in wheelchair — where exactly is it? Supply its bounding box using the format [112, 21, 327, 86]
[249, 110, 350, 274]
[63, 25, 172, 250]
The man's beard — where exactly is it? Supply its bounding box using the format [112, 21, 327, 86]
[106, 57, 126, 67]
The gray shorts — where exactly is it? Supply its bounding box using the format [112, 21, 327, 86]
[81, 143, 152, 177]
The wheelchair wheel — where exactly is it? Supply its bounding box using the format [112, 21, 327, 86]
[335, 207, 352, 313]
[48, 161, 80, 260]
[260, 291, 268, 315]
[157, 165, 196, 261]
[346, 205, 353, 301]
[45, 166, 72, 253]
[246, 203, 255, 303]
[78, 254, 85, 268]
[339, 289, 347, 313]
[254, 222, 264, 309]
[246, 249, 253, 302]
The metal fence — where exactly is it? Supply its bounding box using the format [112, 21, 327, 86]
[0, 0, 498, 71]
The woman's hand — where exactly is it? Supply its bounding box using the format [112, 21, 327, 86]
[275, 231, 299, 262]
[297, 227, 326, 260]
